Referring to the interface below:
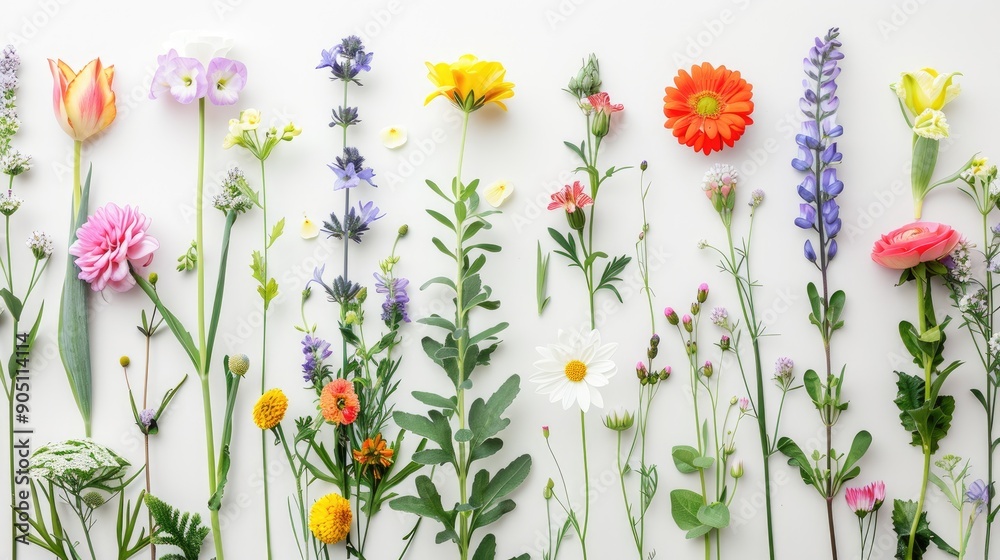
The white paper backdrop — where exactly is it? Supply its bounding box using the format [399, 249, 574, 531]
[2, 0, 995, 559]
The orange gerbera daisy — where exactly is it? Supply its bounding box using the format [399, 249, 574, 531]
[353, 433, 395, 479]
[663, 63, 754, 155]
[320, 378, 360, 425]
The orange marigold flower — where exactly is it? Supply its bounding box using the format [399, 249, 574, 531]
[320, 378, 360, 425]
[663, 62, 754, 155]
[353, 433, 394, 479]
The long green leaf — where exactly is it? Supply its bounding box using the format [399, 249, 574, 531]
[58, 166, 93, 434]
[133, 272, 200, 372]
[205, 210, 238, 372]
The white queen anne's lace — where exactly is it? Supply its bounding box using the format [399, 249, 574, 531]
[30, 439, 130, 491]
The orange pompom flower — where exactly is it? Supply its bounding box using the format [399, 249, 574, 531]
[663, 63, 754, 155]
[320, 378, 360, 425]
[353, 433, 395, 479]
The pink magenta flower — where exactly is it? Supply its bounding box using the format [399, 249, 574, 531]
[206, 57, 247, 106]
[548, 181, 594, 213]
[69, 203, 159, 292]
[871, 221, 962, 270]
[587, 92, 624, 115]
[845, 480, 885, 517]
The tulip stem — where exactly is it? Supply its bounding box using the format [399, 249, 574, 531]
[72, 140, 81, 216]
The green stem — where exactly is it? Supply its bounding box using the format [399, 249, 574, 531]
[258, 157, 274, 560]
[580, 410, 589, 560]
[723, 221, 774, 560]
[907, 272, 933, 560]
[985, 213, 995, 560]
[4, 216, 12, 291]
[454, 110, 471, 560]
[72, 141, 81, 217]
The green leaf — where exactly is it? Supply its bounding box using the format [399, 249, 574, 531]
[928, 472, 960, 509]
[426, 209, 456, 231]
[455, 429, 473, 442]
[469, 438, 503, 462]
[432, 237, 456, 260]
[0, 288, 23, 321]
[670, 489, 705, 532]
[671, 445, 701, 474]
[390, 475, 458, 544]
[895, 372, 955, 453]
[697, 502, 730, 529]
[911, 135, 940, 205]
[467, 375, 520, 456]
[393, 410, 456, 467]
[472, 533, 497, 560]
[419, 315, 457, 332]
[892, 499, 931, 559]
[469, 455, 531, 532]
[411, 391, 456, 411]
[250, 250, 265, 284]
[207, 444, 231, 510]
[9, 303, 44, 383]
[803, 370, 823, 408]
[776, 437, 819, 490]
[563, 140, 586, 161]
[420, 276, 457, 291]
[258, 277, 278, 308]
[536, 242, 551, 315]
[205, 210, 238, 372]
[469, 322, 508, 346]
[59, 166, 94, 433]
[829, 289, 846, 330]
[267, 218, 285, 248]
[837, 431, 871, 488]
[144, 494, 210, 560]
[425, 179, 453, 203]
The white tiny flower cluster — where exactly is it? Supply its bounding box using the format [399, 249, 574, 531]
[959, 289, 988, 315]
[990, 333, 1000, 356]
[702, 163, 738, 193]
[25, 230, 53, 259]
[29, 439, 130, 491]
[948, 240, 974, 284]
[710, 306, 729, 328]
[0, 190, 21, 216]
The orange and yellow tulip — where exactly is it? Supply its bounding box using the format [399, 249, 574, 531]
[48, 58, 116, 141]
[424, 54, 514, 113]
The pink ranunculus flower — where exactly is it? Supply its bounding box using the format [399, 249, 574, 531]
[871, 221, 962, 270]
[69, 203, 159, 292]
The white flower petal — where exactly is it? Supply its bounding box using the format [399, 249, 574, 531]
[576, 383, 591, 412]
[589, 386, 604, 409]
[585, 371, 610, 387]
[484, 180, 513, 208]
[300, 215, 319, 239]
[379, 126, 408, 149]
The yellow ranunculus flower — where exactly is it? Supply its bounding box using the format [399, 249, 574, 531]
[891, 68, 961, 116]
[912, 108, 949, 140]
[424, 54, 514, 113]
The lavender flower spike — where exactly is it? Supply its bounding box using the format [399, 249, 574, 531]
[792, 27, 843, 267]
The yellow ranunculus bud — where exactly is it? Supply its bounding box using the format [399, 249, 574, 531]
[891, 68, 961, 116]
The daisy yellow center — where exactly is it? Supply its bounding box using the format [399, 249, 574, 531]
[564, 360, 587, 382]
[693, 92, 722, 117]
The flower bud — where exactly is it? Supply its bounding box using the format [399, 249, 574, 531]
[690, 302, 700, 316]
[659, 366, 671, 381]
[544, 478, 554, 500]
[542, 425, 550, 439]
[149, 272, 159, 286]
[731, 460, 744, 479]
[119, 356, 130, 368]
[724, 441, 736, 456]
[82, 491, 105, 509]
[682, 314, 693, 333]
[702, 360, 714, 378]
[398, 224, 409, 236]
[730, 396, 738, 406]
[719, 335, 731, 351]
[686, 341, 698, 355]
[229, 354, 250, 376]
[649, 334, 660, 348]
[738, 397, 750, 412]
[664, 307, 679, 325]
[647, 345, 658, 360]
[603, 408, 635, 432]
[636, 361, 648, 380]
[591, 110, 611, 138]
[640, 160, 648, 171]
[356, 287, 368, 303]
[697, 282, 709, 303]
[567, 207, 587, 231]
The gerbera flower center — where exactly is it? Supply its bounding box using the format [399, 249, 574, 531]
[564, 360, 587, 382]
[693, 92, 722, 117]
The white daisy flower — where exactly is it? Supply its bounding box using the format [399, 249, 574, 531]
[532, 329, 617, 412]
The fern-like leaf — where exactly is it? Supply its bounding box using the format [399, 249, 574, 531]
[144, 494, 210, 560]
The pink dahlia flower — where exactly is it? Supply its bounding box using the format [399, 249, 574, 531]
[69, 203, 158, 292]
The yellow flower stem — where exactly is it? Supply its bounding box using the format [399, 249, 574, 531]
[258, 156, 274, 560]
[72, 140, 81, 217]
[454, 110, 472, 560]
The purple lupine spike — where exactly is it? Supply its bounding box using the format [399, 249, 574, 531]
[792, 27, 844, 269]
